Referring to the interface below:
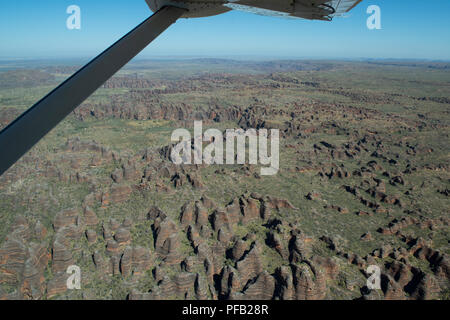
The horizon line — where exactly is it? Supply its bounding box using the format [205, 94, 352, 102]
[1, 56, 450, 64]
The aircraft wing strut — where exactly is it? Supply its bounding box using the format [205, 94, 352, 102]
[0, 6, 186, 176]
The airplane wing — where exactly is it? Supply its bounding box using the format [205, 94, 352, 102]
[225, 0, 363, 20]
[330, 0, 364, 16]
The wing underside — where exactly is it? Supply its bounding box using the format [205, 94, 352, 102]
[145, 0, 363, 20]
[329, 0, 363, 15]
[225, 0, 363, 20]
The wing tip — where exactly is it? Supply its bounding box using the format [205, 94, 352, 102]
[346, 0, 363, 13]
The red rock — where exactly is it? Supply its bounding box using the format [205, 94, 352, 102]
[53, 209, 78, 231]
[274, 266, 295, 300]
[46, 273, 69, 298]
[236, 271, 275, 300]
[21, 243, 50, 299]
[34, 221, 47, 240]
[382, 274, 406, 300]
[236, 243, 263, 290]
[109, 184, 132, 203]
[51, 241, 73, 273]
[231, 240, 248, 261]
[85, 230, 97, 243]
[180, 202, 194, 228]
[154, 218, 181, 265]
[293, 263, 326, 300]
[0, 237, 28, 284]
[240, 197, 261, 223]
[265, 196, 297, 210]
[83, 207, 98, 226]
[106, 240, 121, 255]
[361, 232, 373, 241]
[114, 228, 131, 245]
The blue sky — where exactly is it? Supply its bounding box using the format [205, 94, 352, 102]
[0, 0, 449, 60]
